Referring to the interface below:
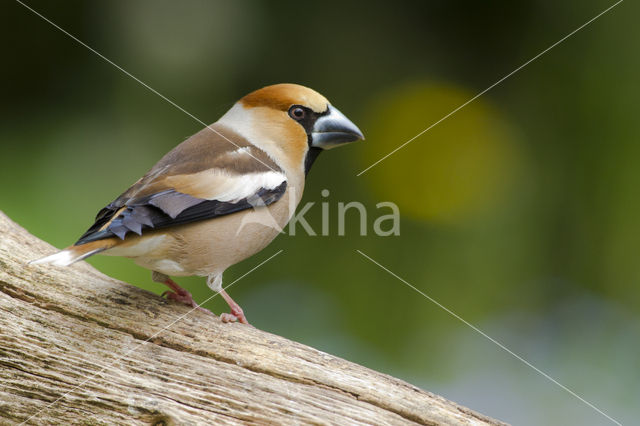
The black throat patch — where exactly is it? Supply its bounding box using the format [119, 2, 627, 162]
[294, 106, 329, 175]
[304, 146, 322, 175]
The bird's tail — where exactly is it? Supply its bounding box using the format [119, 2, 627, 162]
[29, 239, 117, 266]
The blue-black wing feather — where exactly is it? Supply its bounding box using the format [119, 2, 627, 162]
[75, 182, 287, 245]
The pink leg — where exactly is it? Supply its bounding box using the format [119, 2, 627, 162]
[218, 289, 249, 325]
[161, 278, 209, 314]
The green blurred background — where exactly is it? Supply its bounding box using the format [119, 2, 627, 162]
[2, 1, 638, 424]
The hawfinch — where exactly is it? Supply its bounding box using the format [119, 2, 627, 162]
[31, 84, 364, 324]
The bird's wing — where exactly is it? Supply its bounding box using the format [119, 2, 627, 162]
[75, 124, 287, 245]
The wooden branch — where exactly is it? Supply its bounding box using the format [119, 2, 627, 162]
[0, 212, 505, 425]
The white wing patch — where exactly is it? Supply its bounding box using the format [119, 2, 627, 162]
[214, 171, 286, 203]
[163, 169, 286, 203]
[228, 146, 252, 157]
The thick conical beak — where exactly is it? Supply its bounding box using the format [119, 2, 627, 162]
[311, 105, 364, 149]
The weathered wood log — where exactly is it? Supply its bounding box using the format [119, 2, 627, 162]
[0, 212, 505, 425]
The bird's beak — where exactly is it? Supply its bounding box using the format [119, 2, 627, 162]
[311, 105, 364, 150]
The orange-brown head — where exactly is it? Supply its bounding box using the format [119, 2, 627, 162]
[241, 83, 330, 114]
[219, 83, 364, 176]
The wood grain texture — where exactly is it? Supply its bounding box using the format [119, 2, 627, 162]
[0, 212, 506, 425]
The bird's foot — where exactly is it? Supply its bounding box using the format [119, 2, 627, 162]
[161, 279, 209, 314]
[218, 289, 250, 325]
[219, 308, 249, 325]
[220, 313, 239, 323]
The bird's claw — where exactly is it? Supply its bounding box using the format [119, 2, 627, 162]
[220, 313, 238, 323]
[162, 289, 210, 314]
[220, 306, 250, 325]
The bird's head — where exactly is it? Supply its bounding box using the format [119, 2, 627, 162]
[219, 83, 364, 175]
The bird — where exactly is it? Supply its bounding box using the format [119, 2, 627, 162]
[30, 83, 364, 324]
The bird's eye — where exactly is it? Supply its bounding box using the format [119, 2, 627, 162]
[289, 106, 306, 120]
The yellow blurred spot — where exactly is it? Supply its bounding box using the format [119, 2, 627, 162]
[361, 82, 520, 224]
